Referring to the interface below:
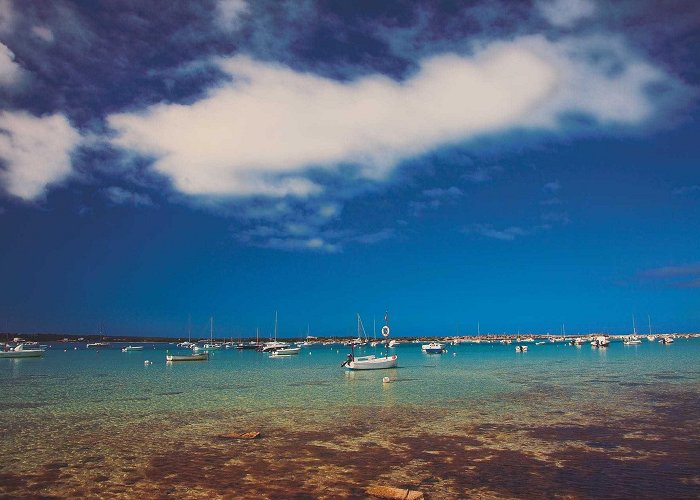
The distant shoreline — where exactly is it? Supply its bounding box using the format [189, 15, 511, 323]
[3, 331, 699, 344]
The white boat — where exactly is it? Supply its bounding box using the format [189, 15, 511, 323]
[515, 345, 528, 352]
[86, 342, 109, 348]
[261, 312, 290, 352]
[421, 342, 445, 353]
[388, 339, 400, 348]
[342, 353, 398, 370]
[166, 351, 209, 362]
[269, 346, 301, 356]
[0, 343, 45, 358]
[121, 345, 144, 352]
[659, 336, 674, 344]
[623, 337, 641, 345]
[591, 336, 610, 347]
[342, 311, 397, 370]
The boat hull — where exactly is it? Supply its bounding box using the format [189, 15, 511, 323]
[346, 355, 398, 370]
[166, 353, 209, 362]
[270, 347, 301, 356]
[0, 349, 44, 358]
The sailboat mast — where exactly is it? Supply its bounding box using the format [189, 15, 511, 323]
[648, 314, 652, 335]
[210, 316, 213, 343]
[373, 317, 376, 340]
[632, 314, 637, 335]
[274, 311, 278, 342]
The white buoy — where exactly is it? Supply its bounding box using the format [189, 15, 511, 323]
[383, 376, 390, 384]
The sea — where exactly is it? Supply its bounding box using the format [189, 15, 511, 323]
[1, 338, 699, 498]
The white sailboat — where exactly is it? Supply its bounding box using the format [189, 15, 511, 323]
[194, 317, 222, 351]
[341, 311, 397, 370]
[261, 311, 290, 352]
[624, 315, 642, 344]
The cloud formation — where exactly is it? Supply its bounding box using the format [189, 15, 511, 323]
[108, 33, 678, 203]
[0, 42, 25, 88]
[638, 263, 700, 288]
[0, 111, 81, 200]
[538, 0, 596, 28]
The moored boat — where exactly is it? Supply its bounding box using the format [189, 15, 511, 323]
[166, 351, 209, 362]
[421, 342, 445, 354]
[269, 346, 301, 356]
[121, 345, 144, 352]
[515, 345, 528, 352]
[342, 311, 397, 370]
[0, 343, 45, 358]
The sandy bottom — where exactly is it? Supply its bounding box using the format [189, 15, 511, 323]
[1, 384, 699, 499]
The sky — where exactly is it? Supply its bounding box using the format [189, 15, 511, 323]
[0, 0, 699, 339]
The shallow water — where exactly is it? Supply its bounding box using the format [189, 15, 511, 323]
[1, 339, 699, 498]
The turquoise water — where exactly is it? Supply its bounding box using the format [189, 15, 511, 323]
[2, 339, 699, 498]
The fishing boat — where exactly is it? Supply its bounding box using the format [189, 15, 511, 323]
[166, 351, 209, 362]
[515, 345, 528, 352]
[421, 342, 445, 354]
[341, 311, 397, 370]
[121, 345, 144, 352]
[0, 343, 45, 358]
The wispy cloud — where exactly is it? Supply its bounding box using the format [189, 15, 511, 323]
[463, 165, 503, 183]
[672, 185, 700, 196]
[465, 224, 533, 241]
[544, 180, 561, 193]
[537, 0, 596, 28]
[638, 263, 700, 288]
[411, 185, 463, 215]
[541, 210, 570, 224]
[103, 186, 154, 207]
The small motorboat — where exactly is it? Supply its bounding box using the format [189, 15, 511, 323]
[515, 345, 528, 352]
[121, 345, 144, 352]
[86, 342, 109, 348]
[269, 346, 301, 356]
[659, 336, 674, 344]
[421, 342, 445, 354]
[623, 336, 642, 345]
[166, 352, 209, 362]
[591, 336, 610, 347]
[0, 343, 45, 358]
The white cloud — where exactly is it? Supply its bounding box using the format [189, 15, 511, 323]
[538, 0, 596, 28]
[0, 42, 25, 88]
[0, 111, 81, 200]
[108, 34, 675, 202]
[217, 0, 248, 31]
[31, 26, 55, 43]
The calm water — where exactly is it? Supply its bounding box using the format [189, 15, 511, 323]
[1, 339, 699, 498]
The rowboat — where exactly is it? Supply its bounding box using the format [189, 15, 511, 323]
[166, 352, 209, 362]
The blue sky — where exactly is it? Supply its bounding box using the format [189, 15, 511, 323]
[0, 0, 699, 338]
